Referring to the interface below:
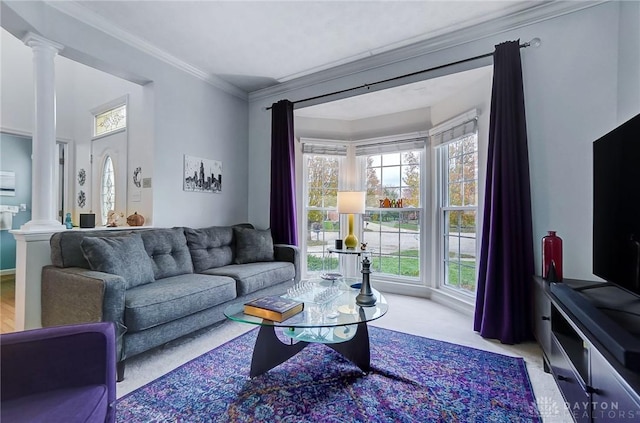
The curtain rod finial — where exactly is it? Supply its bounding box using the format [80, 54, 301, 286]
[528, 37, 541, 48]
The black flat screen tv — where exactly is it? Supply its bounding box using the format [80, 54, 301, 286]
[593, 113, 640, 296]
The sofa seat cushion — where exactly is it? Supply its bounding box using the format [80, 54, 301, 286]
[125, 274, 236, 332]
[1, 385, 108, 423]
[202, 262, 295, 296]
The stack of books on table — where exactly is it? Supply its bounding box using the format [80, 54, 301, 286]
[243, 295, 304, 322]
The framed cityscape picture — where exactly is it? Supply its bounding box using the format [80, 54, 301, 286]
[183, 155, 222, 193]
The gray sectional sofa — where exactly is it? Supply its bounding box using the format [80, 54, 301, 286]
[41, 224, 299, 380]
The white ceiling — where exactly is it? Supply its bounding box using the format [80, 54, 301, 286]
[295, 65, 493, 120]
[54, 1, 541, 119]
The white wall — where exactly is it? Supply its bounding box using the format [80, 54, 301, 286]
[249, 2, 640, 281]
[151, 67, 248, 227]
[617, 0, 640, 124]
[2, 2, 250, 228]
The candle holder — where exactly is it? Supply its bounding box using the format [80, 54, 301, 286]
[356, 256, 377, 306]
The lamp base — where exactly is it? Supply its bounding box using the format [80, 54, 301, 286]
[344, 213, 358, 249]
[344, 233, 358, 249]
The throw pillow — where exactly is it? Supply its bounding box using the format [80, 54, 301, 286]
[233, 227, 274, 264]
[81, 233, 155, 289]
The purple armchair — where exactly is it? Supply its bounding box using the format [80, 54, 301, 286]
[1, 322, 116, 423]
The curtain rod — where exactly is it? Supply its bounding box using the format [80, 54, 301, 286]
[266, 38, 540, 111]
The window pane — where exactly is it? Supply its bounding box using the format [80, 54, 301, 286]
[448, 182, 462, 206]
[369, 155, 382, 167]
[101, 156, 115, 225]
[95, 104, 126, 136]
[400, 257, 420, 277]
[382, 153, 400, 166]
[306, 209, 339, 275]
[304, 154, 341, 277]
[443, 209, 477, 294]
[462, 152, 477, 180]
[463, 181, 477, 206]
[399, 232, 419, 257]
[308, 188, 323, 207]
[449, 141, 463, 157]
[463, 137, 476, 154]
[306, 156, 339, 208]
[401, 152, 420, 207]
[381, 166, 400, 189]
[450, 157, 463, 183]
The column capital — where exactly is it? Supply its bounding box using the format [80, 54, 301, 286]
[22, 32, 64, 52]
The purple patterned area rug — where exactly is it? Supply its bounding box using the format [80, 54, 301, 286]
[117, 327, 542, 422]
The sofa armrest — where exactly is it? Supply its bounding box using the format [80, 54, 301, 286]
[274, 244, 300, 283]
[41, 266, 127, 359]
[0, 322, 116, 422]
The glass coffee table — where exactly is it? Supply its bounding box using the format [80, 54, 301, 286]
[224, 279, 388, 377]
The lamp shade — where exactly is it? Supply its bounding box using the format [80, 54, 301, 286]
[337, 191, 366, 214]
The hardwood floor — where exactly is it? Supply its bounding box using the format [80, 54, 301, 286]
[1, 274, 16, 333]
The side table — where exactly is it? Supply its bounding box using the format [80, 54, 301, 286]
[327, 247, 372, 279]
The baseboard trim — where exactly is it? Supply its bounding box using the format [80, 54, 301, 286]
[373, 280, 431, 299]
[430, 288, 474, 317]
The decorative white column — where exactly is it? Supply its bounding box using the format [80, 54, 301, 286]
[22, 32, 64, 231]
[10, 33, 65, 330]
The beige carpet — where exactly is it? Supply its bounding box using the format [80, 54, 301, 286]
[116, 292, 572, 422]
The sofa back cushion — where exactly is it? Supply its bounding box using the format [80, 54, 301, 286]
[139, 228, 193, 279]
[184, 226, 235, 272]
[81, 233, 155, 289]
[50, 230, 133, 268]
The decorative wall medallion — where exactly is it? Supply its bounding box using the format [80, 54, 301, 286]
[77, 168, 86, 186]
[133, 167, 142, 188]
[77, 190, 86, 208]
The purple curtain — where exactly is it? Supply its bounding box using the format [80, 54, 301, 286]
[270, 100, 298, 246]
[474, 41, 534, 344]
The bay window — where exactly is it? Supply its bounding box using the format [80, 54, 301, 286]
[298, 110, 480, 300]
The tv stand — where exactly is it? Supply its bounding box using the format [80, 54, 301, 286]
[573, 281, 611, 292]
[533, 276, 640, 422]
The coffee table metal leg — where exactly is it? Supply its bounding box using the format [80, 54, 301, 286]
[327, 322, 370, 372]
[251, 324, 308, 378]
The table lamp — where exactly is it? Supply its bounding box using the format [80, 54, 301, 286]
[337, 191, 366, 249]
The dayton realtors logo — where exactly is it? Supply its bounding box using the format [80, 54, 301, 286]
[534, 398, 640, 421]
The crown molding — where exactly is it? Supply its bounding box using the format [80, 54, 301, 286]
[272, 1, 540, 83]
[22, 31, 64, 52]
[45, 1, 248, 101]
[249, 1, 607, 103]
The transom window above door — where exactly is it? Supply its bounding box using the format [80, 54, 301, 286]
[94, 104, 127, 137]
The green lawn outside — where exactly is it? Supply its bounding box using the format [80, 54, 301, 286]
[446, 261, 476, 292]
[306, 251, 476, 293]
